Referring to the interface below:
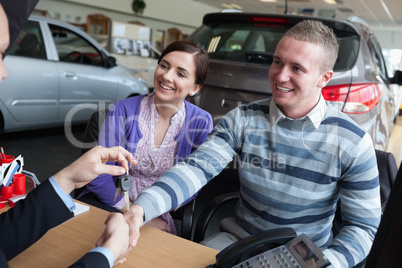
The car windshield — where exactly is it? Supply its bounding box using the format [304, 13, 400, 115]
[189, 22, 360, 71]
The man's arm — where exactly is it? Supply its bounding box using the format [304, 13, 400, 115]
[69, 213, 132, 267]
[68, 252, 110, 268]
[125, 107, 243, 246]
[0, 179, 74, 260]
[53, 146, 136, 195]
[0, 146, 136, 265]
[325, 135, 382, 267]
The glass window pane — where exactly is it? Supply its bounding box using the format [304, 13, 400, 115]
[8, 20, 47, 60]
[49, 24, 103, 66]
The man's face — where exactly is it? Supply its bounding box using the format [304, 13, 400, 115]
[269, 36, 333, 119]
[0, 5, 9, 81]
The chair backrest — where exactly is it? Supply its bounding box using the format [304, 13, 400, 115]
[334, 150, 397, 235]
[365, 161, 402, 267]
[374, 150, 398, 211]
[15, 33, 46, 59]
[80, 110, 109, 156]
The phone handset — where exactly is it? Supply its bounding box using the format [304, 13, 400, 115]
[210, 227, 297, 268]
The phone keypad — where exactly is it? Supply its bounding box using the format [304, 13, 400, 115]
[232, 246, 301, 268]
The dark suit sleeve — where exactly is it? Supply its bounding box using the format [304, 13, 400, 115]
[0, 179, 74, 261]
[68, 252, 110, 268]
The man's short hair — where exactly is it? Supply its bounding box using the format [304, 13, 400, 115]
[285, 20, 338, 72]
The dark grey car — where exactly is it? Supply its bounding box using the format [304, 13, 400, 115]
[187, 12, 402, 150]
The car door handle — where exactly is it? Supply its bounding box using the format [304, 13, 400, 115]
[64, 72, 78, 80]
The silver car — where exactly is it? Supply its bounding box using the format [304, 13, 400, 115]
[0, 15, 149, 133]
[187, 12, 402, 150]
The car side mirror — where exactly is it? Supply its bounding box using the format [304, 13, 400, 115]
[105, 56, 117, 68]
[391, 70, 402, 85]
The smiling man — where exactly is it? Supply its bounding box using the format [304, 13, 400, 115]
[269, 25, 336, 119]
[124, 20, 381, 268]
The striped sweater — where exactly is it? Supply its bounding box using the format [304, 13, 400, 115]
[134, 96, 381, 268]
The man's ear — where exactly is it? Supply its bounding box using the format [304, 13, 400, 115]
[318, 70, 333, 88]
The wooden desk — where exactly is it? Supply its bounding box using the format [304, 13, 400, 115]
[1, 202, 218, 267]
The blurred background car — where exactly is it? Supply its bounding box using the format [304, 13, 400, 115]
[187, 12, 402, 150]
[0, 15, 149, 133]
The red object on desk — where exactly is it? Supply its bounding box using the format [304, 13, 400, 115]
[0, 197, 5, 209]
[0, 147, 5, 160]
[0, 183, 14, 200]
[0, 155, 15, 165]
[8, 200, 15, 207]
[13, 173, 26, 195]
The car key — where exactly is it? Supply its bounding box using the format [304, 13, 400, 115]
[114, 172, 131, 211]
[121, 173, 131, 212]
[113, 178, 121, 203]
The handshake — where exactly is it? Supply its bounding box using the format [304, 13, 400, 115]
[54, 145, 138, 266]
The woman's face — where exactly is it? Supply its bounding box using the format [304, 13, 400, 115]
[153, 51, 201, 107]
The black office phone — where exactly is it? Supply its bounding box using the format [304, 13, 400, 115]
[207, 228, 330, 268]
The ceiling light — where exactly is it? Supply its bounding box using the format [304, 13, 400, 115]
[324, 0, 337, 4]
[260, 0, 277, 2]
[221, 3, 243, 10]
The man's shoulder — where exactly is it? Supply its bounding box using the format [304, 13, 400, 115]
[323, 102, 367, 138]
[238, 98, 271, 114]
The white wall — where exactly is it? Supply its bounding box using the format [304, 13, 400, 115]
[65, 0, 218, 27]
[36, 0, 219, 39]
[372, 28, 402, 50]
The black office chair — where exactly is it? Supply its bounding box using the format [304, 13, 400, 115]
[193, 149, 399, 265]
[75, 109, 197, 240]
[365, 161, 402, 267]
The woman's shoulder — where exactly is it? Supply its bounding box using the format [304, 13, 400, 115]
[184, 100, 212, 118]
[111, 94, 147, 112]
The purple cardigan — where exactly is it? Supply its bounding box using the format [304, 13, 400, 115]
[79, 95, 213, 206]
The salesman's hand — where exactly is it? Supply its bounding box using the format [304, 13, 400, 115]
[124, 204, 144, 247]
[96, 213, 132, 266]
[53, 146, 137, 195]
